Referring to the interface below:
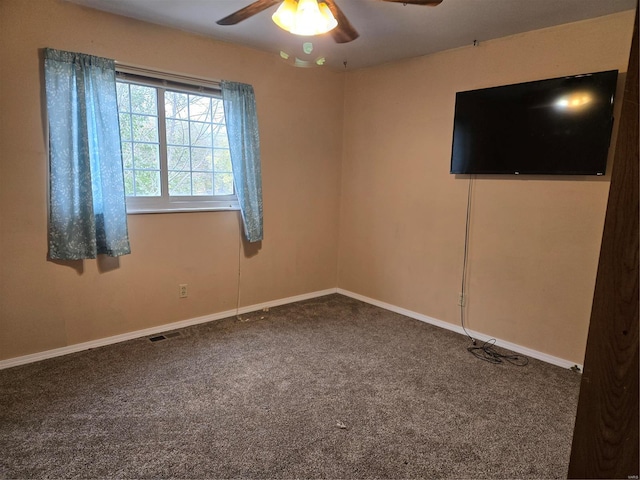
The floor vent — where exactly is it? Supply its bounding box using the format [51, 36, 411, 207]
[149, 331, 182, 343]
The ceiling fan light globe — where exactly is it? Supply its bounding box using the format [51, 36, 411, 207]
[318, 3, 338, 32]
[272, 0, 337, 36]
[272, 0, 297, 31]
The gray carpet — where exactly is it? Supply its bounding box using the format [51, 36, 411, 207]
[0, 294, 580, 479]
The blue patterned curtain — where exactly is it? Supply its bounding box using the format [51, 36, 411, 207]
[221, 81, 263, 243]
[44, 49, 131, 260]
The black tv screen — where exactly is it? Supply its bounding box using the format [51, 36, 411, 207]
[450, 70, 618, 175]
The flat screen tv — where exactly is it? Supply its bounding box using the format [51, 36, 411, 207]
[450, 70, 618, 175]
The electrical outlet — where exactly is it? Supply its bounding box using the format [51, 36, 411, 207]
[457, 292, 465, 307]
[179, 284, 188, 298]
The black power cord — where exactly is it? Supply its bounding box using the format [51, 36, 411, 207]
[467, 338, 529, 366]
[460, 176, 528, 367]
[460, 176, 476, 345]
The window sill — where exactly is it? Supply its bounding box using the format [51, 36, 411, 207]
[126, 205, 240, 215]
[126, 197, 240, 214]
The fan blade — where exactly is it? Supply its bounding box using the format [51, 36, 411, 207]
[323, 0, 359, 43]
[381, 0, 443, 5]
[217, 0, 281, 26]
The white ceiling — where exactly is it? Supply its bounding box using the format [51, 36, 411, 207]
[67, 0, 636, 70]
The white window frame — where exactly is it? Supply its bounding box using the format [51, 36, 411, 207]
[115, 65, 239, 214]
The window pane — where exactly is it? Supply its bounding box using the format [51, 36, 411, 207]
[190, 122, 212, 147]
[167, 146, 190, 171]
[211, 99, 225, 122]
[166, 119, 189, 145]
[213, 125, 228, 148]
[164, 91, 230, 198]
[214, 149, 232, 172]
[192, 147, 213, 172]
[165, 91, 189, 119]
[169, 170, 192, 196]
[124, 169, 134, 196]
[214, 173, 234, 196]
[134, 170, 161, 196]
[130, 85, 157, 115]
[121, 142, 133, 169]
[133, 143, 159, 170]
[116, 83, 130, 112]
[131, 114, 158, 143]
[192, 172, 213, 195]
[119, 113, 132, 141]
[189, 95, 212, 122]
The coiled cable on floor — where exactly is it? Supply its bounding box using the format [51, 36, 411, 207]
[467, 338, 529, 366]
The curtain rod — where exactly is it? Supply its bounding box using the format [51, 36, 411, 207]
[115, 61, 222, 89]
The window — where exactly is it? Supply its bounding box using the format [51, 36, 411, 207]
[115, 69, 238, 213]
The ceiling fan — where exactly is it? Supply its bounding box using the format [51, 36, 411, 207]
[216, 0, 443, 43]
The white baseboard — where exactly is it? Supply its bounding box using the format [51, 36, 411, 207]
[0, 288, 338, 371]
[236, 288, 337, 315]
[0, 287, 581, 372]
[337, 288, 583, 371]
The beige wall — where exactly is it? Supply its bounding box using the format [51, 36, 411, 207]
[338, 11, 635, 365]
[0, 0, 635, 365]
[0, 0, 344, 360]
